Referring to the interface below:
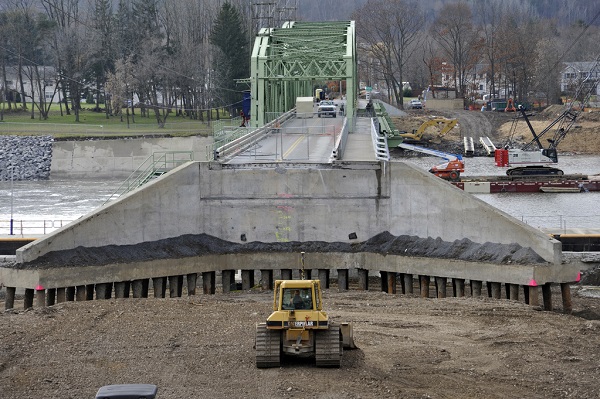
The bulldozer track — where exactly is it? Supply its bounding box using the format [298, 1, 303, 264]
[315, 324, 342, 367]
[255, 323, 281, 368]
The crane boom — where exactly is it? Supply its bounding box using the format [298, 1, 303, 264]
[398, 143, 464, 181]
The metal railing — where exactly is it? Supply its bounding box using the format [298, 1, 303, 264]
[207, 109, 296, 162]
[0, 219, 74, 236]
[371, 118, 390, 161]
[104, 151, 194, 204]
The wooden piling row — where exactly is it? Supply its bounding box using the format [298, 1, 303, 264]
[2, 269, 575, 315]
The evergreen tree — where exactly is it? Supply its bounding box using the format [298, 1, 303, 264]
[210, 2, 250, 107]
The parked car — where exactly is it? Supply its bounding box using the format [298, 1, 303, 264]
[409, 99, 423, 109]
[317, 104, 337, 118]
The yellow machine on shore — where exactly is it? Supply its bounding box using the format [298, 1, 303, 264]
[255, 278, 356, 368]
[399, 118, 458, 144]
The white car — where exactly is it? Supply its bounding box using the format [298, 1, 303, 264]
[409, 99, 423, 109]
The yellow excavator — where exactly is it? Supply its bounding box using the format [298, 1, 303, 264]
[255, 277, 356, 368]
[397, 118, 458, 144]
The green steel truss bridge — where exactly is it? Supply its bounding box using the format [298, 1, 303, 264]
[249, 20, 357, 128]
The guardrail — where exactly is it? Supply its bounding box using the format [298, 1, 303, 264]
[0, 219, 74, 236]
[371, 118, 390, 161]
[331, 117, 349, 160]
[104, 151, 194, 204]
[211, 109, 296, 162]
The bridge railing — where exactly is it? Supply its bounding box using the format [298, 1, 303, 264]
[210, 109, 294, 162]
[371, 118, 390, 161]
[331, 117, 349, 160]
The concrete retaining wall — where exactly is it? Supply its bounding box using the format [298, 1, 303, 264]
[17, 160, 560, 266]
[51, 136, 213, 178]
[425, 99, 464, 110]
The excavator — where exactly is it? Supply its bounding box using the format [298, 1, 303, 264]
[496, 58, 599, 176]
[387, 118, 458, 146]
[398, 143, 465, 181]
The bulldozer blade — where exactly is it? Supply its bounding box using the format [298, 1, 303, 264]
[340, 322, 357, 349]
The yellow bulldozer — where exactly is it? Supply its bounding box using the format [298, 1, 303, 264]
[255, 278, 356, 368]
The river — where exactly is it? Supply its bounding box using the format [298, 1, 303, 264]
[1, 154, 599, 235]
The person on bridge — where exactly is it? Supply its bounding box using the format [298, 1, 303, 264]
[240, 110, 246, 127]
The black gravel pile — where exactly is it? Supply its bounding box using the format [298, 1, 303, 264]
[15, 231, 548, 270]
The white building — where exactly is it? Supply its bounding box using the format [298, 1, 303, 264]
[560, 61, 600, 96]
[3, 66, 62, 104]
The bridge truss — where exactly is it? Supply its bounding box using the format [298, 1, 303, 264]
[250, 21, 357, 129]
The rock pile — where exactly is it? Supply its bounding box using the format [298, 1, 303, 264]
[0, 135, 53, 181]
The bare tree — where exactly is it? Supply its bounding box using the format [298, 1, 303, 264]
[353, 0, 424, 108]
[430, 1, 481, 99]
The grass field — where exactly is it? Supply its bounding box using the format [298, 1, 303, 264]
[0, 104, 238, 139]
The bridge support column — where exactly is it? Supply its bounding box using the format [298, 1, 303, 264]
[486, 282, 492, 297]
[36, 288, 45, 308]
[542, 283, 552, 311]
[471, 280, 482, 297]
[95, 283, 109, 300]
[153, 277, 166, 298]
[261, 270, 273, 290]
[222, 270, 234, 293]
[454, 279, 465, 297]
[490, 282, 502, 299]
[304, 269, 312, 279]
[318, 269, 330, 289]
[57, 287, 66, 303]
[337, 269, 349, 291]
[169, 276, 183, 298]
[528, 286, 539, 307]
[86, 285, 94, 300]
[242, 270, 252, 290]
[380, 271, 388, 292]
[504, 283, 511, 299]
[114, 282, 127, 298]
[561, 283, 572, 313]
[187, 273, 197, 296]
[132, 280, 144, 298]
[357, 269, 368, 291]
[436, 277, 447, 298]
[24, 288, 34, 309]
[76, 285, 87, 301]
[66, 286, 76, 301]
[281, 269, 292, 280]
[5, 287, 15, 310]
[203, 272, 216, 295]
[509, 284, 519, 301]
[386, 272, 397, 294]
[47, 289, 56, 306]
[403, 274, 414, 294]
[420, 276, 430, 298]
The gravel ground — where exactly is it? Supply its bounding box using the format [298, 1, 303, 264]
[1, 282, 599, 399]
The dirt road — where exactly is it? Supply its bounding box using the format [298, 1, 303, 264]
[1, 284, 599, 399]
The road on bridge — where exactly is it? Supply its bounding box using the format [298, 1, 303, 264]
[227, 106, 345, 164]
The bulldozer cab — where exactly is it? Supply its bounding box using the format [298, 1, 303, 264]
[274, 280, 322, 312]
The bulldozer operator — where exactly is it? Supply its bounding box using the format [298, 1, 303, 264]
[290, 289, 311, 310]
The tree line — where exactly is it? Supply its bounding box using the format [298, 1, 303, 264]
[0, 0, 251, 126]
[352, 0, 599, 108]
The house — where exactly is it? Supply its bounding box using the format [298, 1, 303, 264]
[560, 61, 600, 96]
[3, 65, 61, 104]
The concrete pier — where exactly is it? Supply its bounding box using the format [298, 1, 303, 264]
[187, 273, 197, 296]
[202, 272, 215, 294]
[404, 274, 413, 294]
[337, 269, 349, 291]
[435, 277, 447, 298]
[358, 269, 368, 290]
[153, 277, 167, 298]
[261, 270, 273, 290]
[420, 275, 430, 298]
[221, 270, 234, 293]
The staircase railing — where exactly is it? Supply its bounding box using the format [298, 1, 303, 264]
[104, 151, 194, 204]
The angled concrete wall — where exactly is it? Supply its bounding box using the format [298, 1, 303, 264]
[51, 136, 213, 178]
[16, 160, 560, 265]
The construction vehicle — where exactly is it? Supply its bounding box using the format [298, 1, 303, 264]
[255, 266, 356, 368]
[398, 143, 465, 181]
[95, 384, 158, 399]
[389, 118, 458, 145]
[496, 58, 599, 176]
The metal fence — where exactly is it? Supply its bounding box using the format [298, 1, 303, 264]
[0, 219, 74, 236]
